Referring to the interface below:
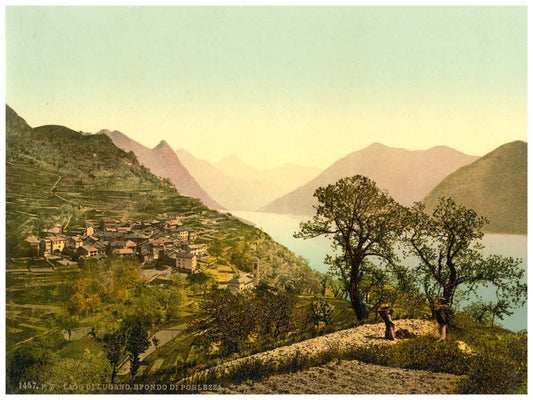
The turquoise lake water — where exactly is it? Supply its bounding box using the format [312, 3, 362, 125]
[231, 211, 528, 331]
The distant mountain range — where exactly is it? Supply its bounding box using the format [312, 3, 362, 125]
[7, 105, 526, 235]
[261, 143, 480, 215]
[177, 150, 321, 211]
[102, 130, 224, 210]
[423, 141, 527, 234]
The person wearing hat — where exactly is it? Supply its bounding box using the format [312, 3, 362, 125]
[377, 305, 395, 340]
[433, 297, 450, 340]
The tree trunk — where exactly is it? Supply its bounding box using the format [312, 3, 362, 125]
[443, 280, 456, 306]
[443, 262, 457, 305]
[348, 266, 367, 321]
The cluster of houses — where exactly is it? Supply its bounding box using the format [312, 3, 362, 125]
[24, 212, 208, 274]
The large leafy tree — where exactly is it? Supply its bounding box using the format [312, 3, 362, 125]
[253, 287, 298, 342]
[187, 287, 256, 355]
[295, 175, 407, 320]
[124, 317, 150, 377]
[103, 330, 127, 383]
[7, 340, 50, 392]
[407, 197, 526, 313]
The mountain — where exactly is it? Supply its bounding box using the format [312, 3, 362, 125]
[423, 141, 527, 234]
[5, 105, 208, 249]
[5, 106, 320, 284]
[214, 154, 261, 180]
[261, 143, 480, 215]
[102, 130, 223, 210]
[177, 150, 322, 211]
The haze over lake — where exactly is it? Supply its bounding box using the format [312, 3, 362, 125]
[232, 211, 527, 331]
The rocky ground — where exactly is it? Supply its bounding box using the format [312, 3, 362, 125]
[220, 359, 459, 394]
[187, 319, 462, 394]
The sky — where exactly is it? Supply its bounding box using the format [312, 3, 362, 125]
[5, 6, 527, 170]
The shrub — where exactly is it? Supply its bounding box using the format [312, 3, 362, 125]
[458, 334, 527, 394]
[353, 335, 470, 375]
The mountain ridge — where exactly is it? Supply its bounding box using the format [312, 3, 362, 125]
[260, 143, 480, 215]
[5, 105, 209, 247]
[102, 130, 224, 210]
[177, 149, 322, 211]
[423, 140, 527, 234]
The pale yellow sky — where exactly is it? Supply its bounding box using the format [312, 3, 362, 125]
[6, 6, 527, 169]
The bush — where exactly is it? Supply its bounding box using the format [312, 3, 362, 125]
[458, 334, 527, 394]
[353, 336, 470, 375]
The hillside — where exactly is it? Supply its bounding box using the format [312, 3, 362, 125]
[217, 320, 458, 394]
[423, 141, 527, 234]
[5, 105, 320, 292]
[102, 130, 223, 210]
[6, 106, 205, 247]
[177, 150, 322, 211]
[261, 143, 479, 215]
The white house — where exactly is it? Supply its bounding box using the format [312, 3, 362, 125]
[176, 252, 197, 273]
[227, 274, 255, 292]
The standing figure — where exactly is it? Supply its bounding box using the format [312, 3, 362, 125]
[433, 297, 450, 340]
[377, 306, 396, 340]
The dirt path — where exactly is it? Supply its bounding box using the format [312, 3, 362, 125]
[221, 359, 459, 394]
[189, 319, 433, 379]
[185, 319, 460, 394]
[6, 302, 62, 312]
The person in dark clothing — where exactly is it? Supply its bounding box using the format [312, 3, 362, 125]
[377, 306, 395, 340]
[433, 297, 450, 340]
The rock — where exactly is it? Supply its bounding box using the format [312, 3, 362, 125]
[396, 328, 416, 339]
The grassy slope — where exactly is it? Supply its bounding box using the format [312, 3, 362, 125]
[6, 105, 204, 241]
[5, 104, 320, 350]
[423, 141, 527, 234]
[178, 315, 525, 394]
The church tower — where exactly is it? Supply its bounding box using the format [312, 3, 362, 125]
[253, 257, 259, 286]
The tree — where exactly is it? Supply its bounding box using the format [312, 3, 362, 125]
[103, 330, 126, 383]
[187, 287, 255, 355]
[56, 313, 79, 341]
[124, 318, 150, 377]
[253, 288, 298, 342]
[462, 300, 513, 327]
[406, 198, 526, 312]
[7, 340, 50, 392]
[187, 271, 210, 295]
[295, 175, 407, 320]
[310, 300, 335, 334]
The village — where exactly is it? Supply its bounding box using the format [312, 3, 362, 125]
[21, 211, 258, 292]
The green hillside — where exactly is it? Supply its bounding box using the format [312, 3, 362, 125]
[5, 105, 319, 291]
[423, 141, 527, 234]
[6, 105, 203, 249]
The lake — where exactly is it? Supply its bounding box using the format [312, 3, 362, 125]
[231, 210, 528, 331]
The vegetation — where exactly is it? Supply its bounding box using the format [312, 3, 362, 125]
[187, 286, 313, 357]
[5, 106, 526, 394]
[406, 197, 526, 313]
[295, 175, 407, 321]
[178, 315, 526, 395]
[354, 315, 527, 394]
[124, 318, 151, 377]
[103, 330, 126, 383]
